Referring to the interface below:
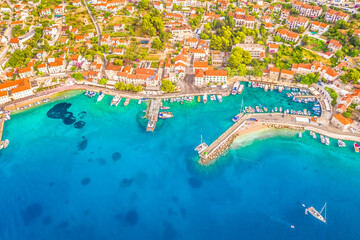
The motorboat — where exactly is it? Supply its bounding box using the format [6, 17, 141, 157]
[159, 111, 173, 119]
[97, 92, 105, 102]
[124, 98, 130, 106]
[217, 95, 223, 102]
[111, 95, 121, 106]
[354, 143, 359, 153]
[203, 94, 207, 103]
[238, 84, 244, 94]
[325, 136, 330, 146]
[320, 135, 325, 144]
[232, 81, 240, 95]
[338, 140, 346, 147]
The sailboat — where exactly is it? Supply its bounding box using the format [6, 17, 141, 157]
[232, 99, 245, 122]
[195, 135, 208, 154]
[306, 203, 327, 223]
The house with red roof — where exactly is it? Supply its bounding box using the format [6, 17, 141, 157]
[328, 39, 342, 52]
[331, 114, 353, 130]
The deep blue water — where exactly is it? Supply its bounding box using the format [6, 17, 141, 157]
[0, 87, 359, 240]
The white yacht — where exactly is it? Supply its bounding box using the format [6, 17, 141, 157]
[97, 92, 105, 102]
[305, 203, 327, 223]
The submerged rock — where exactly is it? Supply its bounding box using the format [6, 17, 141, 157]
[81, 177, 91, 186]
[77, 137, 88, 151]
[124, 210, 138, 226]
[62, 112, 76, 125]
[120, 178, 134, 188]
[74, 121, 86, 129]
[188, 177, 202, 189]
[112, 152, 121, 161]
[47, 103, 71, 119]
[21, 203, 43, 225]
[78, 111, 87, 119]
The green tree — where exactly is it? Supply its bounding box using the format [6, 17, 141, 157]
[152, 37, 165, 50]
[228, 47, 252, 70]
[139, 0, 149, 10]
[99, 78, 108, 85]
[115, 82, 126, 90]
[335, 50, 344, 59]
[71, 73, 83, 80]
[161, 79, 175, 92]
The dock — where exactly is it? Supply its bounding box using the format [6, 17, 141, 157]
[146, 99, 162, 132]
[199, 115, 248, 164]
[0, 117, 8, 150]
[199, 113, 360, 165]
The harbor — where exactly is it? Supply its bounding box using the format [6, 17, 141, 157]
[198, 113, 360, 165]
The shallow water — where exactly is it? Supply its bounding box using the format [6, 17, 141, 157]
[0, 87, 359, 240]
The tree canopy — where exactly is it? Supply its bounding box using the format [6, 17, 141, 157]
[227, 47, 252, 70]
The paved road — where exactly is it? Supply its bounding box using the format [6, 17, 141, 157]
[84, 2, 107, 76]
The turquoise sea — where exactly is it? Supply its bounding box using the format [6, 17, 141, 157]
[1, 86, 360, 240]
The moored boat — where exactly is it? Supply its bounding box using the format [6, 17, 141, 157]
[111, 95, 121, 106]
[124, 98, 130, 106]
[217, 95, 223, 102]
[354, 143, 359, 153]
[210, 94, 216, 101]
[232, 81, 240, 95]
[338, 140, 346, 147]
[325, 136, 330, 146]
[195, 135, 208, 154]
[238, 84, 244, 94]
[203, 94, 207, 103]
[97, 92, 105, 102]
[161, 106, 170, 110]
[299, 132, 302, 138]
[320, 135, 325, 144]
[197, 96, 200, 102]
[159, 111, 173, 119]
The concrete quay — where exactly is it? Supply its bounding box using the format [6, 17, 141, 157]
[199, 113, 360, 165]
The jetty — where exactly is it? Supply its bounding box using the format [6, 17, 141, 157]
[0, 117, 9, 150]
[199, 113, 360, 165]
[146, 99, 162, 132]
[199, 115, 248, 164]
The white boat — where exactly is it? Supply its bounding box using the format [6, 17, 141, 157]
[320, 135, 325, 144]
[264, 85, 269, 92]
[111, 95, 121, 106]
[325, 136, 330, 146]
[238, 84, 244, 94]
[159, 111, 173, 119]
[217, 95, 223, 102]
[306, 203, 327, 223]
[97, 92, 105, 102]
[124, 98, 130, 106]
[299, 132, 302, 138]
[195, 135, 208, 154]
[232, 81, 240, 95]
[210, 94, 216, 101]
[338, 140, 346, 147]
[138, 99, 142, 104]
[203, 94, 207, 103]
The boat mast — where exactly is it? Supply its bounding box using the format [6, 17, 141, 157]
[320, 202, 327, 221]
